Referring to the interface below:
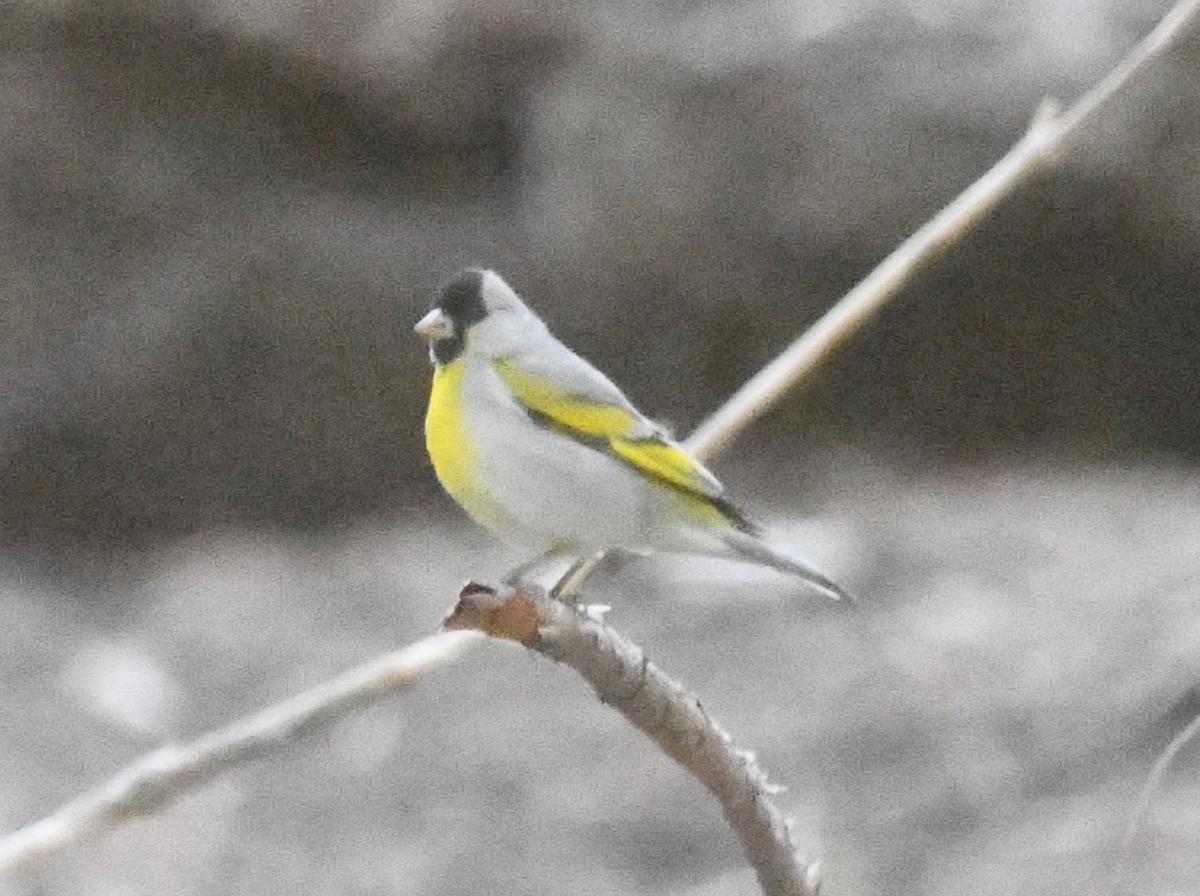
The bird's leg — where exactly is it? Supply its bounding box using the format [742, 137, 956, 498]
[501, 550, 562, 588]
[550, 549, 638, 602]
[505, 549, 625, 604]
[548, 553, 597, 602]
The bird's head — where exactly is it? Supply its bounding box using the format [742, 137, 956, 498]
[415, 268, 538, 365]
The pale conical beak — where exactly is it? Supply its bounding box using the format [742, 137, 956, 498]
[414, 308, 453, 340]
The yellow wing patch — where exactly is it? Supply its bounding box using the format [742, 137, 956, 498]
[495, 358, 637, 437]
[495, 357, 722, 501]
[610, 438, 720, 499]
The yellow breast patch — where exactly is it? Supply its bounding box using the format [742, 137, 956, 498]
[424, 360, 506, 532]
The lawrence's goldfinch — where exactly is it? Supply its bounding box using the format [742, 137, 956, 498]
[415, 268, 847, 601]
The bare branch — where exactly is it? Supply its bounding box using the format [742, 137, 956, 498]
[684, 0, 1200, 462]
[445, 584, 820, 896]
[0, 630, 483, 877]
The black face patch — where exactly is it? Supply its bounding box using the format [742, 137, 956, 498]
[428, 269, 487, 364]
[431, 332, 463, 364]
[437, 269, 487, 329]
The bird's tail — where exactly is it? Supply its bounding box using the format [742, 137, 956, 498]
[719, 528, 851, 602]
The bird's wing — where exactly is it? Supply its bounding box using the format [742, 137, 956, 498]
[493, 355, 725, 502]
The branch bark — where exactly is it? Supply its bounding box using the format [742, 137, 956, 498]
[444, 583, 820, 896]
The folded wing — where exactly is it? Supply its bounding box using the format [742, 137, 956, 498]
[494, 357, 725, 502]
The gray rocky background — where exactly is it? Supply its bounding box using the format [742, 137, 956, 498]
[1, 1, 1199, 894]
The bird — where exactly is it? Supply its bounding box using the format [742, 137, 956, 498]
[414, 268, 848, 601]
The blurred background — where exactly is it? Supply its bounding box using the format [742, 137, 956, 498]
[2, 0, 1199, 894]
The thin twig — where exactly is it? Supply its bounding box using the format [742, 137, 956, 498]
[0, 630, 482, 877]
[685, 0, 1200, 462]
[547, 0, 1200, 597]
[1111, 708, 1200, 895]
[444, 584, 820, 896]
